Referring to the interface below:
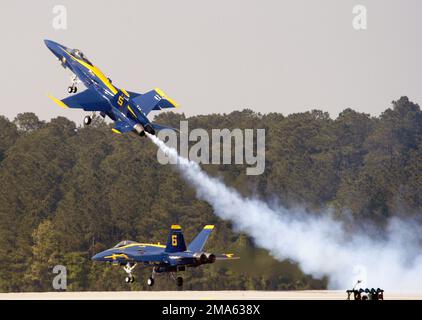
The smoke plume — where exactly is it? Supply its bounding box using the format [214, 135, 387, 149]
[148, 134, 422, 291]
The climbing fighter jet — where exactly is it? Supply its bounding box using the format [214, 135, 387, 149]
[45, 39, 178, 136]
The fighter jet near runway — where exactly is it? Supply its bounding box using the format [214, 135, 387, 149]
[45, 39, 178, 136]
[92, 225, 238, 287]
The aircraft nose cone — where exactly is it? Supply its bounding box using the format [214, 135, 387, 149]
[44, 39, 52, 47]
[91, 253, 104, 261]
[44, 39, 56, 50]
[44, 39, 66, 56]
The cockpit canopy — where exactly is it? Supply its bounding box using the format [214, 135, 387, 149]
[113, 240, 137, 248]
[70, 49, 93, 66]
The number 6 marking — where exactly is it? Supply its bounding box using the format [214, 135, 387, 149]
[172, 235, 178, 246]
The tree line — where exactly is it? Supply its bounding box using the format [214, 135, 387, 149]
[0, 96, 421, 292]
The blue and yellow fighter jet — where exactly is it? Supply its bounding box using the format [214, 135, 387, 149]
[92, 225, 238, 287]
[45, 39, 178, 136]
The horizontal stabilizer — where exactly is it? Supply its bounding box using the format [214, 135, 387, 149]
[131, 88, 179, 116]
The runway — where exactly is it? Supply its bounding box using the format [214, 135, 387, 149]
[1, 290, 421, 300]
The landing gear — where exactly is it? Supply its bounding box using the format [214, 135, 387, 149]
[147, 277, 155, 287]
[170, 272, 184, 288]
[123, 263, 137, 284]
[146, 267, 184, 288]
[68, 75, 79, 94]
[68, 86, 77, 93]
[84, 115, 92, 125]
[147, 267, 157, 287]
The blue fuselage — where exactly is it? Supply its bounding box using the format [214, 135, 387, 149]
[91, 243, 207, 272]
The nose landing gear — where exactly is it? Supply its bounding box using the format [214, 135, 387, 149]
[123, 263, 137, 284]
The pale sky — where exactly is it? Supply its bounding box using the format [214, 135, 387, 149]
[1, 0, 421, 124]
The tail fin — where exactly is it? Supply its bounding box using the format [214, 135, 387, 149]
[187, 225, 214, 252]
[165, 225, 187, 253]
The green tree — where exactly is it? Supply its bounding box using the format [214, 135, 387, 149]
[25, 220, 61, 291]
[13, 112, 44, 132]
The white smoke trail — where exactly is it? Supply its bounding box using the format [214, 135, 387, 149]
[148, 134, 422, 291]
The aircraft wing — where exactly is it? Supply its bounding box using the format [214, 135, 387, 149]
[48, 88, 111, 112]
[130, 88, 179, 115]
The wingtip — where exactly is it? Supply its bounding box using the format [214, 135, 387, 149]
[47, 94, 68, 108]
